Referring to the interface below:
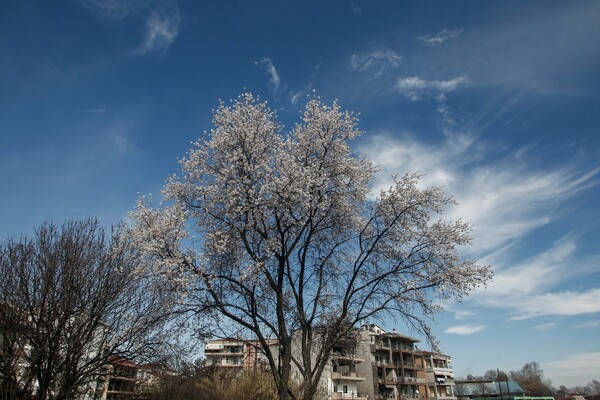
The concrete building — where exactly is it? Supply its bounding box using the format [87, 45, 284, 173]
[328, 341, 369, 400]
[421, 351, 457, 400]
[204, 325, 459, 400]
[356, 324, 429, 400]
[204, 338, 277, 370]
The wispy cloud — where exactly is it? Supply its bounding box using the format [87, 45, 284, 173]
[350, 1, 361, 15]
[79, 0, 150, 21]
[532, 322, 558, 331]
[570, 320, 600, 329]
[509, 289, 600, 320]
[360, 133, 599, 256]
[470, 236, 600, 320]
[253, 57, 281, 94]
[445, 324, 486, 335]
[135, 8, 181, 55]
[80, 0, 182, 56]
[396, 76, 467, 102]
[417, 28, 463, 46]
[453, 310, 476, 320]
[350, 48, 402, 76]
[545, 352, 600, 387]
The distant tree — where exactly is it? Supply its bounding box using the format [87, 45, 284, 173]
[589, 380, 600, 395]
[509, 361, 555, 396]
[484, 369, 508, 381]
[0, 219, 184, 400]
[128, 93, 492, 400]
[556, 385, 568, 398]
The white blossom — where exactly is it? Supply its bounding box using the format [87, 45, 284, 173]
[127, 93, 492, 400]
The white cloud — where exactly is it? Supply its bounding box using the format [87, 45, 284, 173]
[471, 237, 600, 320]
[531, 322, 558, 331]
[290, 91, 302, 105]
[545, 352, 600, 387]
[453, 310, 476, 320]
[510, 289, 600, 320]
[417, 29, 463, 46]
[360, 134, 599, 256]
[350, 1, 361, 15]
[396, 76, 467, 101]
[254, 58, 281, 94]
[350, 48, 402, 76]
[359, 128, 600, 320]
[445, 324, 486, 335]
[135, 9, 181, 55]
[570, 320, 600, 329]
[79, 0, 150, 21]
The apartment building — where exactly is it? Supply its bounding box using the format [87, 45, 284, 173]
[421, 351, 457, 400]
[356, 324, 429, 400]
[93, 358, 172, 400]
[204, 325, 458, 400]
[204, 336, 369, 399]
[329, 342, 368, 400]
[204, 338, 278, 370]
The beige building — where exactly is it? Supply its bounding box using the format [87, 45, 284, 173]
[204, 325, 458, 400]
[204, 338, 277, 370]
[356, 324, 429, 400]
[329, 342, 368, 400]
[421, 352, 457, 400]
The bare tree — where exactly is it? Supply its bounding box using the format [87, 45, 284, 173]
[128, 93, 492, 400]
[510, 361, 555, 396]
[0, 219, 184, 400]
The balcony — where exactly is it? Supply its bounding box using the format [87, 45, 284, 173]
[331, 392, 369, 400]
[398, 377, 426, 384]
[331, 353, 365, 364]
[374, 342, 391, 350]
[331, 372, 366, 381]
[391, 345, 415, 352]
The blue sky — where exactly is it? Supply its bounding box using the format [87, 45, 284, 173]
[1, 0, 599, 387]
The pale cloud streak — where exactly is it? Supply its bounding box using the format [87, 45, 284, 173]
[531, 322, 558, 331]
[350, 48, 402, 76]
[361, 134, 599, 255]
[545, 352, 600, 387]
[396, 76, 467, 102]
[359, 125, 600, 320]
[570, 320, 600, 329]
[79, 0, 150, 21]
[135, 8, 181, 55]
[445, 324, 486, 335]
[417, 29, 463, 46]
[254, 57, 281, 94]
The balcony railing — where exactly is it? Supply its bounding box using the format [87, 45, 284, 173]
[331, 372, 366, 381]
[331, 353, 365, 363]
[331, 392, 369, 400]
[391, 345, 415, 352]
[399, 377, 427, 384]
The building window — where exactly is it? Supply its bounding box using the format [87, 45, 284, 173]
[343, 385, 348, 393]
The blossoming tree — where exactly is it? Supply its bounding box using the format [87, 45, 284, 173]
[128, 93, 491, 400]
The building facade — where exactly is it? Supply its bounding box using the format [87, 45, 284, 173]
[421, 351, 457, 400]
[356, 324, 429, 400]
[205, 338, 277, 370]
[205, 325, 458, 400]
